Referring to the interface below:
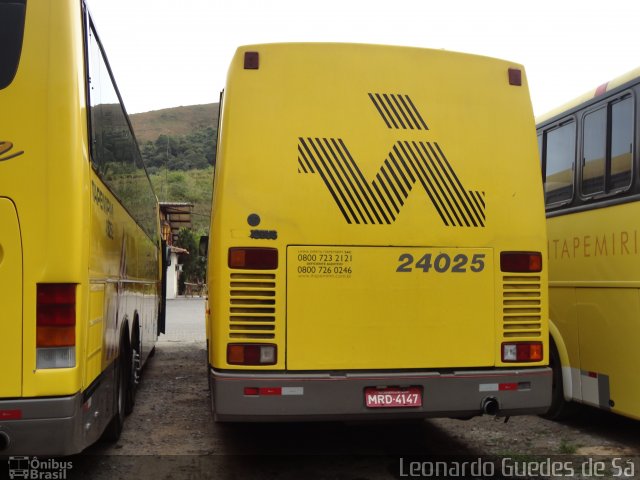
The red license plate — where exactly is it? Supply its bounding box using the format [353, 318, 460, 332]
[364, 387, 422, 408]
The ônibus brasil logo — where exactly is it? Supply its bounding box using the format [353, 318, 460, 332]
[7, 456, 72, 479]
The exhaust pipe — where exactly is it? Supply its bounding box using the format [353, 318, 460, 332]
[0, 431, 10, 451]
[481, 397, 500, 416]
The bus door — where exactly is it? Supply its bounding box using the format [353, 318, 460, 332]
[0, 198, 23, 397]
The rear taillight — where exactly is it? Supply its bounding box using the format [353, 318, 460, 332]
[36, 283, 76, 369]
[227, 343, 277, 365]
[500, 252, 542, 273]
[502, 342, 543, 362]
[228, 248, 278, 270]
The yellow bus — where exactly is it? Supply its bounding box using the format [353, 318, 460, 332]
[537, 67, 640, 420]
[0, 0, 164, 455]
[204, 43, 551, 421]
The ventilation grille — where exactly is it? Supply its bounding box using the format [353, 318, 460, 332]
[502, 275, 542, 339]
[229, 273, 276, 339]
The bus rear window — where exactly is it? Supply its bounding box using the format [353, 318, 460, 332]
[0, 0, 26, 90]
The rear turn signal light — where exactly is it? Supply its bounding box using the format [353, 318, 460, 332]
[36, 283, 76, 369]
[500, 252, 542, 273]
[228, 247, 278, 270]
[502, 342, 543, 362]
[227, 343, 277, 365]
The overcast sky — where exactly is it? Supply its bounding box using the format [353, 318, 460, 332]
[86, 0, 640, 116]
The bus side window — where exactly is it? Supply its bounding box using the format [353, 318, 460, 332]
[582, 107, 606, 196]
[544, 120, 575, 207]
[0, 0, 26, 90]
[609, 96, 633, 192]
[581, 95, 634, 197]
[86, 22, 157, 239]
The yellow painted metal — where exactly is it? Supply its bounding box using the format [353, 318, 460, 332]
[0, 0, 160, 400]
[548, 201, 640, 419]
[208, 43, 548, 371]
[287, 246, 494, 370]
[0, 199, 23, 397]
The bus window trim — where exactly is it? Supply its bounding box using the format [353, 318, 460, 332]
[543, 116, 577, 211]
[577, 91, 635, 203]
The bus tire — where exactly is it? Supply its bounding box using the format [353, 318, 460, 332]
[540, 341, 572, 420]
[102, 345, 128, 442]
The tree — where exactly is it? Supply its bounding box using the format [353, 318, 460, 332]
[174, 227, 206, 294]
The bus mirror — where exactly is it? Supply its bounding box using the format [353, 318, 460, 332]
[199, 235, 209, 257]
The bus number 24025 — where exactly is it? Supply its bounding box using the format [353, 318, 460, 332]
[396, 253, 485, 273]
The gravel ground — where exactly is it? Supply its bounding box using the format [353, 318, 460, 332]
[26, 298, 640, 479]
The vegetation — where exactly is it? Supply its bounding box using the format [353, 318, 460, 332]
[141, 127, 217, 173]
[150, 167, 213, 233]
[558, 439, 579, 454]
[130, 104, 219, 234]
[174, 227, 206, 293]
[129, 105, 216, 294]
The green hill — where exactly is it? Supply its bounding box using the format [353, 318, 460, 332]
[130, 103, 219, 144]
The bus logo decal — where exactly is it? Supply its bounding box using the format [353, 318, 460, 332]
[368, 93, 428, 130]
[298, 137, 485, 226]
[0, 141, 24, 162]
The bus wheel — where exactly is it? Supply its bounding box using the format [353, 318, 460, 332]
[540, 342, 572, 420]
[102, 345, 127, 442]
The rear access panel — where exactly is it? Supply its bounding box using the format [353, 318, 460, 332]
[286, 246, 494, 370]
[0, 198, 23, 397]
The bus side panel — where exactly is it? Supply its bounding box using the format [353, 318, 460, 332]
[138, 231, 160, 361]
[85, 284, 105, 388]
[576, 288, 640, 414]
[548, 203, 640, 419]
[0, 199, 23, 397]
[548, 287, 581, 402]
[88, 175, 121, 385]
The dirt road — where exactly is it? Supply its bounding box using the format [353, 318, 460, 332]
[46, 299, 640, 479]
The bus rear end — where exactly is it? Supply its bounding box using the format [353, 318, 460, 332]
[206, 43, 551, 421]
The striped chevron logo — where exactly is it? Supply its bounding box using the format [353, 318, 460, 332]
[298, 138, 485, 226]
[368, 93, 428, 130]
[297, 94, 485, 227]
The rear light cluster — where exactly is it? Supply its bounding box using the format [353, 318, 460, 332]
[500, 252, 542, 273]
[228, 247, 278, 270]
[36, 283, 76, 369]
[227, 343, 276, 365]
[502, 342, 543, 362]
[227, 248, 278, 366]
